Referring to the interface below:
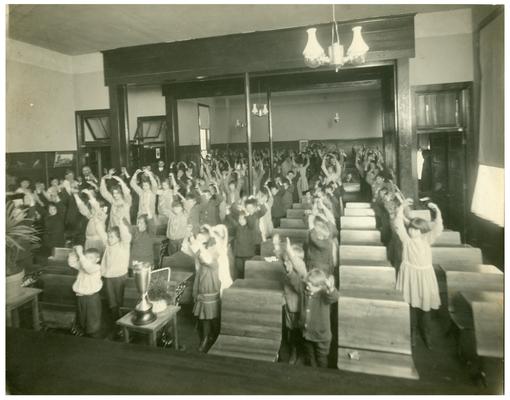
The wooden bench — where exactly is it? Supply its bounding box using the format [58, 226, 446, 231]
[345, 202, 371, 209]
[280, 218, 307, 229]
[260, 240, 304, 258]
[343, 183, 361, 193]
[245, 260, 285, 283]
[445, 271, 503, 313]
[208, 281, 283, 362]
[339, 245, 387, 265]
[272, 228, 309, 241]
[160, 253, 196, 305]
[433, 230, 462, 246]
[432, 246, 483, 265]
[292, 203, 312, 210]
[339, 265, 396, 291]
[344, 208, 375, 217]
[439, 263, 501, 275]
[46, 247, 73, 267]
[452, 291, 503, 358]
[286, 209, 306, 219]
[36, 273, 140, 329]
[337, 289, 418, 380]
[340, 230, 381, 245]
[340, 216, 376, 230]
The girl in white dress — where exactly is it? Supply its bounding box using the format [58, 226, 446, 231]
[394, 193, 443, 349]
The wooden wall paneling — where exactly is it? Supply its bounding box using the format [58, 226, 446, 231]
[165, 95, 180, 163]
[396, 58, 417, 199]
[381, 65, 397, 174]
[108, 85, 130, 169]
[103, 14, 415, 86]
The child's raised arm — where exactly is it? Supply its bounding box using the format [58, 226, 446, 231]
[100, 175, 114, 205]
[426, 203, 444, 244]
[130, 170, 143, 196]
[119, 217, 132, 245]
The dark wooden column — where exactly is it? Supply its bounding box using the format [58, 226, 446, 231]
[165, 95, 179, 163]
[381, 69, 397, 175]
[244, 72, 253, 194]
[267, 88, 274, 179]
[108, 85, 130, 169]
[396, 58, 417, 200]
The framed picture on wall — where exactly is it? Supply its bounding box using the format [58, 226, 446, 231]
[299, 140, 309, 152]
[54, 152, 74, 168]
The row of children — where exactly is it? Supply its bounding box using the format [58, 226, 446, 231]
[355, 146, 444, 349]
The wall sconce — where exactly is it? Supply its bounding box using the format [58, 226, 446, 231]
[235, 119, 246, 129]
[334, 113, 340, 123]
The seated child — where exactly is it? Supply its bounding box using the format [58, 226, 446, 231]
[68, 245, 103, 338]
[287, 268, 339, 368]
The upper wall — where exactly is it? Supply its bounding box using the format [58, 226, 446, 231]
[410, 8, 474, 85]
[205, 89, 382, 145]
[7, 8, 477, 153]
[6, 40, 77, 152]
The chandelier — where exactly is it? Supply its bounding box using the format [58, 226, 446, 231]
[302, 5, 369, 71]
[251, 81, 268, 117]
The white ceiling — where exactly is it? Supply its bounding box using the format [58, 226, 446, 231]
[7, 4, 477, 55]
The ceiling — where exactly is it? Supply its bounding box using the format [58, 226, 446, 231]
[7, 4, 476, 56]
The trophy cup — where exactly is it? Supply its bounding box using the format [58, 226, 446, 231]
[132, 261, 157, 325]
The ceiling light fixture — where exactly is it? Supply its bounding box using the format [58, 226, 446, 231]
[303, 5, 369, 71]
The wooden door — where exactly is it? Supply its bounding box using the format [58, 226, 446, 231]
[426, 133, 467, 237]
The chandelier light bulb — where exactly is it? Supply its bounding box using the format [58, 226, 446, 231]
[303, 28, 327, 68]
[347, 26, 369, 64]
[262, 104, 268, 115]
[251, 103, 258, 115]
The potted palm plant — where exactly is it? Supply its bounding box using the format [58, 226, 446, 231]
[6, 202, 40, 299]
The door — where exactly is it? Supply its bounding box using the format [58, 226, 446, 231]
[419, 132, 467, 238]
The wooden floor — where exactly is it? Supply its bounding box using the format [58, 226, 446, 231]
[6, 327, 501, 395]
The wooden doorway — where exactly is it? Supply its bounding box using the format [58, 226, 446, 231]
[75, 109, 112, 178]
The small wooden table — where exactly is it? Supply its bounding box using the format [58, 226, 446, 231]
[6, 287, 42, 330]
[116, 305, 180, 349]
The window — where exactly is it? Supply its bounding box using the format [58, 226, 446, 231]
[198, 104, 210, 158]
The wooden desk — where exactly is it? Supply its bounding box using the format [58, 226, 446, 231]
[6, 288, 42, 330]
[116, 305, 180, 349]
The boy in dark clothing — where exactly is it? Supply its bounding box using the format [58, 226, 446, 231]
[304, 216, 336, 275]
[287, 268, 339, 368]
[227, 209, 256, 280]
[42, 202, 66, 257]
[244, 197, 267, 255]
[198, 183, 223, 226]
[270, 178, 293, 228]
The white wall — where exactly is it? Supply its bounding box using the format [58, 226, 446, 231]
[410, 8, 474, 85]
[127, 86, 166, 138]
[7, 8, 477, 153]
[177, 98, 215, 145]
[208, 90, 382, 144]
[7, 40, 77, 152]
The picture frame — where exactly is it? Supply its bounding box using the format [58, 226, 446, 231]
[53, 152, 74, 168]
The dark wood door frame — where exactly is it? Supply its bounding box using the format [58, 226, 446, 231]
[412, 81, 473, 238]
[75, 108, 111, 174]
